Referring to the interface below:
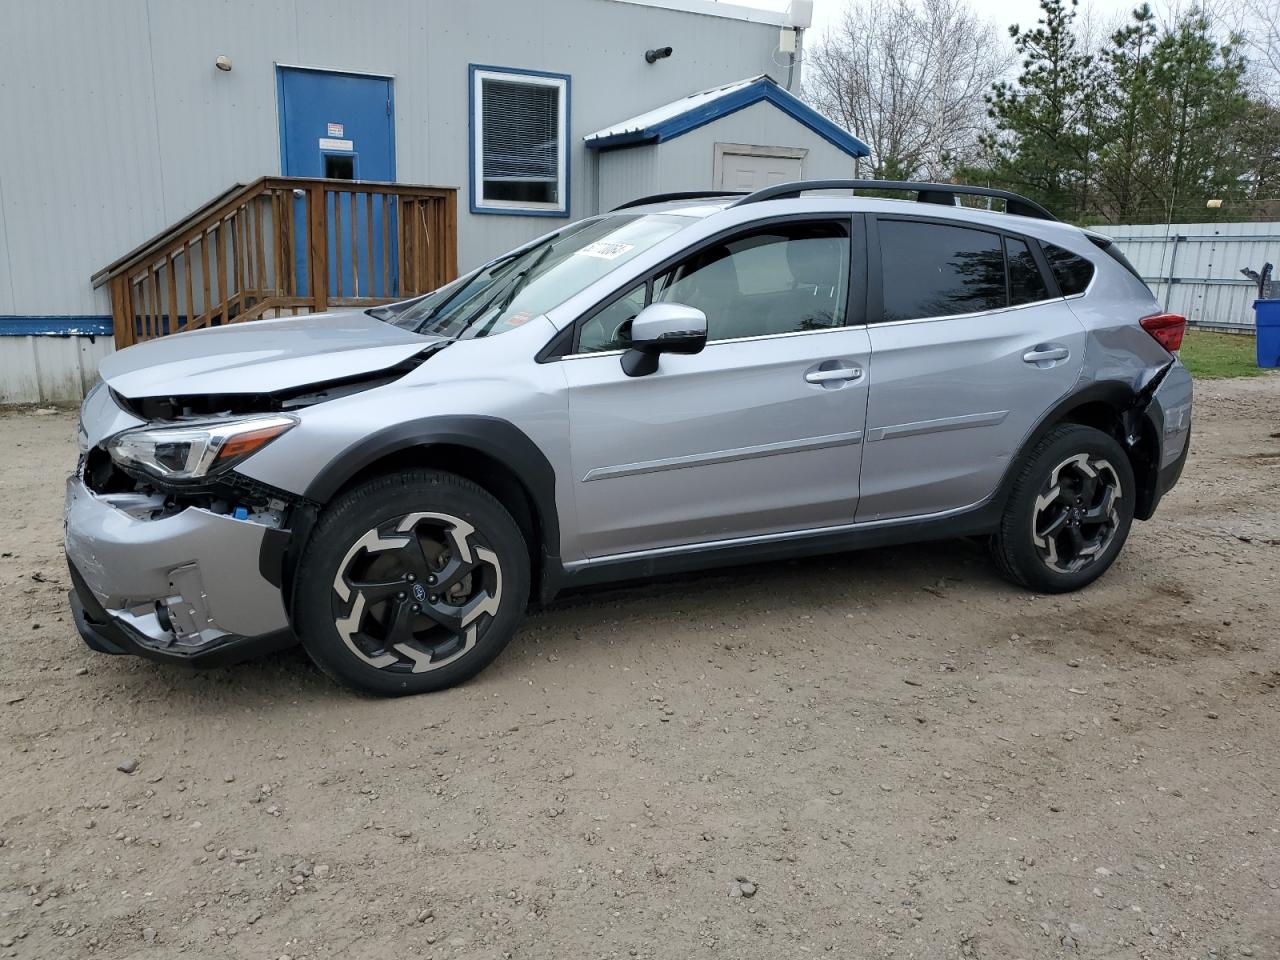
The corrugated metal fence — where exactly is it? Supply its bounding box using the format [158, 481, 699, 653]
[1104, 221, 1278, 332]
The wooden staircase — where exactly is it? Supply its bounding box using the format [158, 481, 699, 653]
[93, 177, 458, 348]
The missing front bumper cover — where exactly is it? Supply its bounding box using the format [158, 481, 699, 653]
[68, 562, 295, 667]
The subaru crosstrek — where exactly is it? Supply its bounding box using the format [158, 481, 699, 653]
[67, 180, 1193, 695]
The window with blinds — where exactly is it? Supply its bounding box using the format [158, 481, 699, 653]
[471, 67, 569, 214]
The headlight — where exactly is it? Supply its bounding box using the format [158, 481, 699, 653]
[106, 414, 297, 481]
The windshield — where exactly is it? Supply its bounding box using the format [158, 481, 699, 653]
[380, 214, 690, 339]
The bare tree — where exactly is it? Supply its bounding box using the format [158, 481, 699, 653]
[1238, 0, 1280, 103]
[804, 0, 1012, 180]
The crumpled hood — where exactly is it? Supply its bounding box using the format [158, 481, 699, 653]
[100, 309, 442, 398]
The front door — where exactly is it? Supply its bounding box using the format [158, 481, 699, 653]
[277, 66, 397, 299]
[565, 217, 870, 559]
[856, 217, 1088, 522]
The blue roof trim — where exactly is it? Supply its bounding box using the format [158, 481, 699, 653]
[0, 315, 112, 337]
[587, 78, 870, 158]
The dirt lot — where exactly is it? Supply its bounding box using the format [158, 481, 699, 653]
[2, 376, 1279, 960]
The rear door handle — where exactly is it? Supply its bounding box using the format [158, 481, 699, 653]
[1023, 345, 1069, 364]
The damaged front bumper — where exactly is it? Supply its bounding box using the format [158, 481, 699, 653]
[64, 476, 296, 666]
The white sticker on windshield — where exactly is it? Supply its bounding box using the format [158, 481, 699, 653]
[575, 240, 635, 261]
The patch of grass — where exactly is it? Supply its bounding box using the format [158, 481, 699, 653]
[1178, 329, 1267, 379]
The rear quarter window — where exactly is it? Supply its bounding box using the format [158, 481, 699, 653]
[1042, 243, 1095, 296]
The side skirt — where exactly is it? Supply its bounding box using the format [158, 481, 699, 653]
[548, 500, 1004, 595]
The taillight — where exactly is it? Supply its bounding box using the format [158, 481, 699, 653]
[1140, 313, 1186, 352]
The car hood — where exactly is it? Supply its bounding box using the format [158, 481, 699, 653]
[100, 310, 442, 398]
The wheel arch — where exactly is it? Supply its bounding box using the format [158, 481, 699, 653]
[286, 416, 561, 606]
[999, 382, 1162, 521]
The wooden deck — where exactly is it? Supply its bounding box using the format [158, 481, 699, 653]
[92, 177, 458, 348]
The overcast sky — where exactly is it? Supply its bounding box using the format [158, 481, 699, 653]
[742, 0, 1145, 39]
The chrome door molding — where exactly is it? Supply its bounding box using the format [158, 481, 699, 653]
[866, 410, 1009, 443]
[582, 429, 864, 482]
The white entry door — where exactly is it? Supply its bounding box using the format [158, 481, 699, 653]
[714, 143, 805, 191]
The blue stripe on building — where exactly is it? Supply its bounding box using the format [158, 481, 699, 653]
[0, 316, 113, 337]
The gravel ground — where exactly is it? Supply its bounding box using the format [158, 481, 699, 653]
[1, 375, 1278, 960]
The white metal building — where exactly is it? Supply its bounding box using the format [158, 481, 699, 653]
[0, 0, 867, 403]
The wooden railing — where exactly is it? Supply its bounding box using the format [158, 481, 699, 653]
[93, 177, 458, 348]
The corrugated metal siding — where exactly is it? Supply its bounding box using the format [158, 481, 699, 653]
[1104, 222, 1280, 331]
[0, 336, 113, 405]
[0, 0, 793, 316]
[0, 0, 798, 401]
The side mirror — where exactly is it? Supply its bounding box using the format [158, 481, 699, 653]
[620, 303, 707, 377]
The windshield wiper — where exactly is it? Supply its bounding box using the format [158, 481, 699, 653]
[364, 305, 398, 321]
[456, 243, 555, 335]
[494, 245, 554, 313]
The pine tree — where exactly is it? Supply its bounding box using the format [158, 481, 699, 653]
[983, 0, 1098, 220]
[1138, 10, 1248, 221]
[1096, 4, 1158, 220]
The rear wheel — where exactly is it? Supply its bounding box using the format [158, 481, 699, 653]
[992, 424, 1135, 592]
[293, 470, 530, 696]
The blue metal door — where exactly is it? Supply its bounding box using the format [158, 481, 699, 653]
[277, 67, 397, 301]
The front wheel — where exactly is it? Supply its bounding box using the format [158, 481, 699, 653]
[992, 424, 1135, 593]
[293, 470, 530, 696]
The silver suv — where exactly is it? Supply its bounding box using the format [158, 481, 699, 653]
[67, 180, 1193, 695]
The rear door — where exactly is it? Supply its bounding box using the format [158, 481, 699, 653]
[564, 216, 871, 559]
[856, 216, 1087, 522]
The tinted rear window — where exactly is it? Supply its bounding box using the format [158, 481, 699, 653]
[1007, 237, 1050, 305]
[880, 220, 1006, 321]
[1042, 243, 1095, 295]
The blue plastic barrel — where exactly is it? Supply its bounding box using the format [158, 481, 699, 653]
[1256, 300, 1280, 369]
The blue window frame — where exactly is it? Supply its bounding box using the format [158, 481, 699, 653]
[469, 64, 571, 217]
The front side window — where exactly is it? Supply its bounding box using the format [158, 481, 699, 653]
[577, 221, 851, 353]
[471, 66, 569, 215]
[880, 220, 1006, 322]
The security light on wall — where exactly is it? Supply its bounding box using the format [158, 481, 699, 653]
[215, 56, 233, 72]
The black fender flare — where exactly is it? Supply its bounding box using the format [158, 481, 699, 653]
[302, 414, 561, 557]
[993, 379, 1162, 519]
[258, 416, 563, 609]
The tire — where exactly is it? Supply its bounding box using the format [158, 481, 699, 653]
[991, 424, 1135, 593]
[293, 469, 530, 696]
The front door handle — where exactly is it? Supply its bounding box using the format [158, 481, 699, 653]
[805, 363, 863, 385]
[1023, 345, 1070, 365]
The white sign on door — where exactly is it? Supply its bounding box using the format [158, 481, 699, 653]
[318, 138, 354, 151]
[327, 122, 344, 137]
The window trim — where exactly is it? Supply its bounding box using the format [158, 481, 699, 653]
[562, 213, 866, 357]
[867, 214, 1062, 325]
[469, 64, 571, 218]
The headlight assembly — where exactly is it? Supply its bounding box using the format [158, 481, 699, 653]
[106, 415, 297, 482]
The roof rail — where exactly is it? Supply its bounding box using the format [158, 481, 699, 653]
[729, 179, 1058, 221]
[612, 190, 746, 212]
